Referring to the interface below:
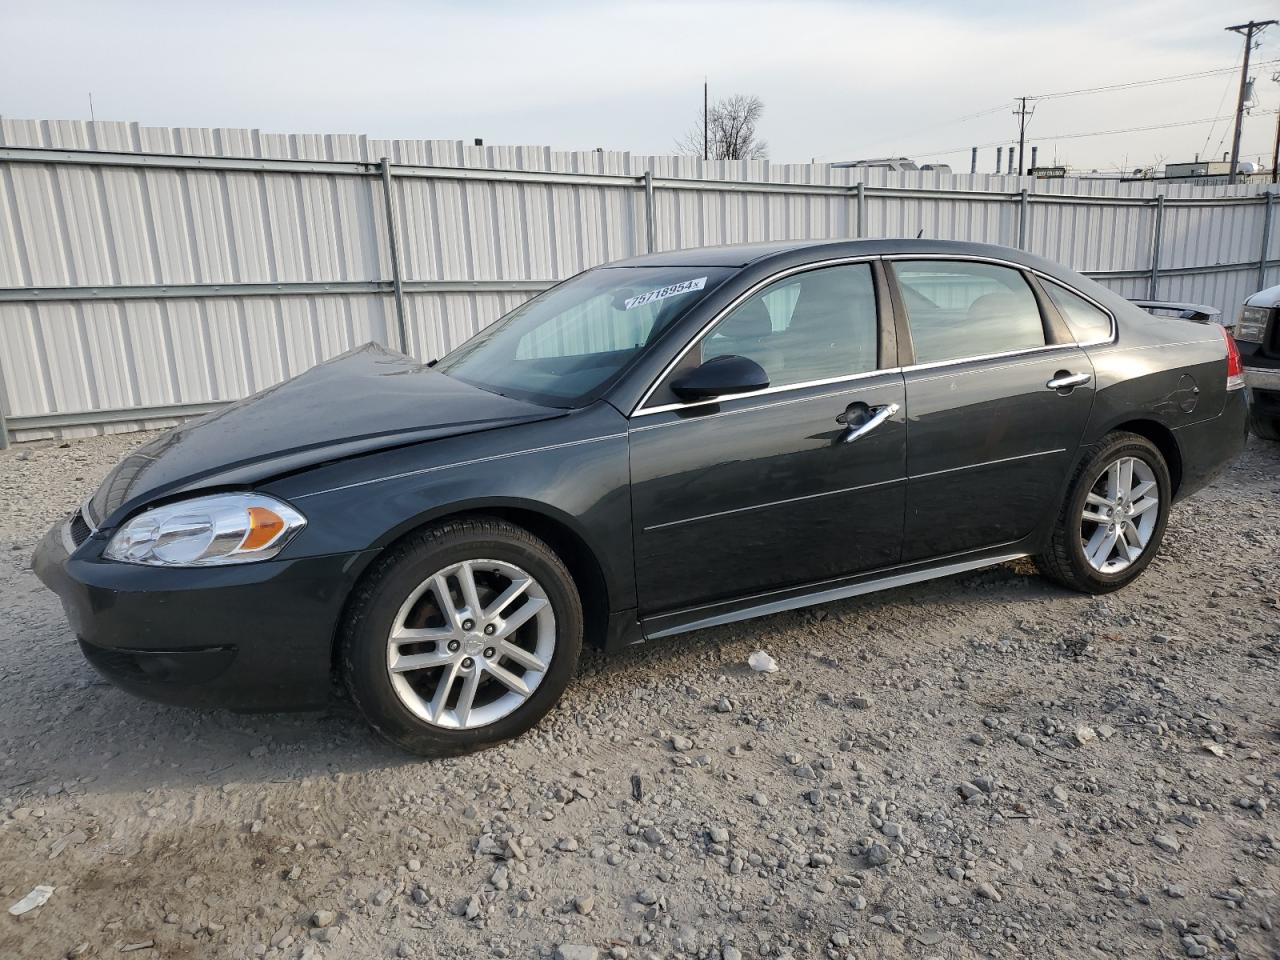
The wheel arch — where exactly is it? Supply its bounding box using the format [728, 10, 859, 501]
[333, 498, 615, 667]
[1108, 418, 1183, 497]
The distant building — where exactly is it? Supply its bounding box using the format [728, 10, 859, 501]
[1152, 160, 1270, 185]
[832, 157, 918, 171]
[832, 157, 952, 174]
[1165, 160, 1238, 178]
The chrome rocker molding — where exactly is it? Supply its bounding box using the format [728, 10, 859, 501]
[643, 550, 1028, 639]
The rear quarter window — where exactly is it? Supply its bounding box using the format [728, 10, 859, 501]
[1042, 280, 1113, 344]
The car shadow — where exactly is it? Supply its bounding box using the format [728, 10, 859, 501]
[4, 558, 1066, 799]
[583, 556, 1067, 676]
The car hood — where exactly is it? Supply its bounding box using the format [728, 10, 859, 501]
[86, 343, 564, 526]
[1245, 282, 1280, 310]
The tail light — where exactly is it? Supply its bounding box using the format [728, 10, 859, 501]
[1221, 324, 1245, 391]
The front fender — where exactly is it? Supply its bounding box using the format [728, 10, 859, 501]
[262, 403, 636, 612]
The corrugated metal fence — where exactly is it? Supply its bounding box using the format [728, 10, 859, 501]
[1, 117, 1278, 445]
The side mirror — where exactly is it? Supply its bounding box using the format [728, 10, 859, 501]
[670, 355, 769, 401]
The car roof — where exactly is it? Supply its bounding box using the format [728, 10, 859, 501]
[603, 238, 1139, 320]
[604, 238, 1050, 270]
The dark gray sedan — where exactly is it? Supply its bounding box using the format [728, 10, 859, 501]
[34, 239, 1248, 755]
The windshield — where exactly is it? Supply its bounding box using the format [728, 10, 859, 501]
[434, 266, 735, 407]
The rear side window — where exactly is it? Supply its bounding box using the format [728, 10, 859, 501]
[1042, 280, 1113, 343]
[701, 263, 879, 388]
[893, 260, 1046, 364]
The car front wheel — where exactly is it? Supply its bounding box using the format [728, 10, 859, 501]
[1036, 432, 1171, 594]
[340, 517, 583, 756]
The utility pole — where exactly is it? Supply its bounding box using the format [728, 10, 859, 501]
[1226, 19, 1276, 185]
[1014, 97, 1034, 177]
[703, 78, 709, 161]
[1272, 109, 1279, 184]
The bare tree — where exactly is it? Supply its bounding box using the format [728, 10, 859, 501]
[676, 94, 768, 160]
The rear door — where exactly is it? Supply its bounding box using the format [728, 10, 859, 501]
[888, 257, 1097, 561]
[629, 260, 907, 615]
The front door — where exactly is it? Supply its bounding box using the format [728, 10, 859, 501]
[629, 261, 908, 616]
[888, 258, 1096, 561]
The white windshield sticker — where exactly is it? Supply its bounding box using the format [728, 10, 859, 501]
[624, 276, 707, 310]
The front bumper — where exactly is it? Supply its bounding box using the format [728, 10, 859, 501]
[32, 520, 376, 711]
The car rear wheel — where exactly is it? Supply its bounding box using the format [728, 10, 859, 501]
[1035, 432, 1171, 594]
[340, 517, 582, 756]
[1250, 409, 1280, 442]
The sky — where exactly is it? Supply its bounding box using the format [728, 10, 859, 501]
[3, 0, 1279, 173]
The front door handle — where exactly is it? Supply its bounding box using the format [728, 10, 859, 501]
[841, 402, 899, 444]
[1046, 371, 1092, 391]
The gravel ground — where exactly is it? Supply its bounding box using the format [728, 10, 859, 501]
[0, 430, 1277, 960]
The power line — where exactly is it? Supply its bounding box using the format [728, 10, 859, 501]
[840, 59, 1280, 166]
[955, 102, 1015, 122]
[1028, 60, 1279, 101]
[1201, 47, 1244, 158]
[911, 110, 1279, 160]
[833, 101, 1013, 159]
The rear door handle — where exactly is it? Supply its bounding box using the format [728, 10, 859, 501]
[841, 402, 899, 444]
[1046, 371, 1092, 391]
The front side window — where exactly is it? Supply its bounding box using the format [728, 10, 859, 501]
[1042, 279, 1113, 344]
[699, 262, 879, 389]
[893, 260, 1046, 364]
[435, 266, 733, 406]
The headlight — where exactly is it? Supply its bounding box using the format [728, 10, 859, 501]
[104, 493, 306, 566]
[1235, 305, 1270, 343]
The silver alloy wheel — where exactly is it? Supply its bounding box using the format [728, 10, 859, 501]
[387, 559, 556, 730]
[1080, 456, 1160, 574]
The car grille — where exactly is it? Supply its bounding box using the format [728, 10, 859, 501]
[68, 509, 92, 547]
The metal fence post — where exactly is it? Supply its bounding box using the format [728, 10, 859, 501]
[378, 157, 409, 354]
[642, 170, 656, 253]
[855, 182, 866, 238]
[1259, 190, 1275, 291]
[1017, 189, 1029, 249]
[0, 367, 10, 450]
[1148, 194, 1165, 300]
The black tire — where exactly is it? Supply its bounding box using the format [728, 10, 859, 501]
[1035, 432, 1171, 595]
[1250, 409, 1280, 442]
[340, 516, 583, 757]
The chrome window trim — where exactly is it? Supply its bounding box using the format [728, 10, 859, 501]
[882, 252, 1118, 347]
[630, 255, 881, 417]
[900, 341, 1080, 377]
[629, 376, 902, 431]
[1032, 271, 1118, 347]
[630, 252, 1119, 418]
[635, 366, 902, 418]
